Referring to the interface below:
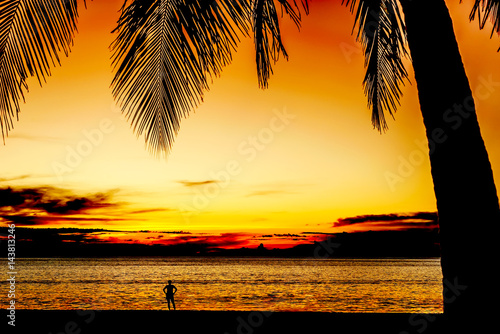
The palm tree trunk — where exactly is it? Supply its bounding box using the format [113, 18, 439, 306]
[399, 0, 500, 331]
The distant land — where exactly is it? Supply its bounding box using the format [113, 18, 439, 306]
[2, 227, 440, 258]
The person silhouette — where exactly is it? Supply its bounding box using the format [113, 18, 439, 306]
[163, 280, 177, 310]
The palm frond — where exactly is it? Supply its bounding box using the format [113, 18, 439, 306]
[252, 0, 309, 88]
[110, 0, 250, 155]
[0, 0, 83, 140]
[469, 0, 500, 50]
[344, 0, 409, 132]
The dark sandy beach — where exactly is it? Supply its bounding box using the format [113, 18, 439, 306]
[3, 310, 444, 334]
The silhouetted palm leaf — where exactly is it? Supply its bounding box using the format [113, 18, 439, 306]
[470, 0, 500, 50]
[344, 0, 409, 132]
[110, 0, 250, 155]
[252, 0, 308, 88]
[0, 0, 84, 140]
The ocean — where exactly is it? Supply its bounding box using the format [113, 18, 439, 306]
[8, 257, 443, 313]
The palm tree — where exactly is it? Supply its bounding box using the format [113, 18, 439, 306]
[1, 0, 500, 331]
[400, 1, 500, 330]
[111, 0, 500, 330]
[111, 1, 500, 329]
[0, 0, 84, 139]
[109, 0, 307, 154]
[344, 0, 500, 330]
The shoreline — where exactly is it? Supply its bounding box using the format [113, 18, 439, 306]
[2, 310, 444, 334]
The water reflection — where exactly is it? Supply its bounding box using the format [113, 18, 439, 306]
[7, 257, 443, 312]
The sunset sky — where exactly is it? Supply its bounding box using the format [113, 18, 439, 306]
[1, 0, 500, 249]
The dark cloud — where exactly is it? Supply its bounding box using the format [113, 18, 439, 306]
[0, 213, 123, 227]
[36, 197, 105, 214]
[274, 233, 303, 238]
[333, 212, 439, 230]
[158, 231, 191, 234]
[0, 186, 118, 226]
[301, 232, 337, 235]
[0, 214, 42, 226]
[154, 232, 250, 248]
[0, 187, 115, 212]
[134, 230, 191, 234]
[0, 227, 117, 244]
[0, 188, 28, 207]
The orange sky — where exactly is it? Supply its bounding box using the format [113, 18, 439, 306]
[1, 0, 500, 248]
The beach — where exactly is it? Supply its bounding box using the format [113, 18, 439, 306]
[3, 310, 444, 334]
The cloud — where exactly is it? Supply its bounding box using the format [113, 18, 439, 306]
[301, 232, 337, 235]
[36, 196, 110, 214]
[128, 208, 176, 215]
[135, 230, 191, 234]
[8, 133, 65, 143]
[0, 214, 41, 226]
[274, 233, 303, 238]
[0, 188, 27, 207]
[0, 186, 115, 212]
[0, 175, 32, 183]
[333, 212, 439, 231]
[17, 228, 252, 250]
[177, 180, 218, 187]
[156, 232, 251, 248]
[0, 186, 119, 226]
[0, 227, 118, 244]
[9, 215, 113, 227]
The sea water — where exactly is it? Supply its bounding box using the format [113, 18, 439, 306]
[5, 257, 443, 312]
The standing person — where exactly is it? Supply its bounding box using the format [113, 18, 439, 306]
[163, 280, 177, 310]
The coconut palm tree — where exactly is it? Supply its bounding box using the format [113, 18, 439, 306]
[110, 0, 500, 326]
[109, 0, 308, 154]
[1, 0, 500, 331]
[351, 0, 500, 331]
[344, 1, 500, 331]
[110, 0, 500, 330]
[0, 0, 85, 139]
